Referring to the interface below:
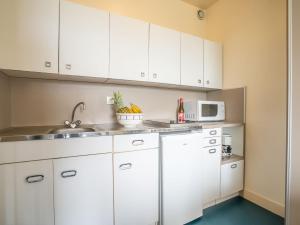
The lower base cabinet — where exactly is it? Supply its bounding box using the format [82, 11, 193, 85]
[0, 154, 114, 225]
[221, 160, 244, 197]
[114, 149, 159, 225]
[0, 160, 54, 225]
[54, 154, 114, 225]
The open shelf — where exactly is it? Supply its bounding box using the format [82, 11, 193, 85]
[221, 154, 244, 165]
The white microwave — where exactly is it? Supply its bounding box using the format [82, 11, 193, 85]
[184, 100, 225, 122]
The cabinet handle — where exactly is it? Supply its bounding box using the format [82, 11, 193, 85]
[65, 64, 72, 70]
[61, 170, 77, 178]
[25, 175, 44, 183]
[206, 80, 210, 85]
[45, 61, 52, 68]
[153, 73, 157, 79]
[119, 163, 132, 170]
[132, 139, 144, 146]
[209, 130, 217, 135]
[209, 148, 217, 154]
[141, 72, 145, 77]
[198, 79, 202, 84]
[209, 139, 217, 144]
[231, 164, 238, 169]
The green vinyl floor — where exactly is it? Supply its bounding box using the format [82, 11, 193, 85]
[187, 197, 284, 225]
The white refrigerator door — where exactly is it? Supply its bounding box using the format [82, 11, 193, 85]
[161, 132, 204, 225]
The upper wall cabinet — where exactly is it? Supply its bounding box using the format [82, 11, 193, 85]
[0, 0, 59, 73]
[110, 14, 149, 82]
[204, 40, 223, 89]
[149, 24, 181, 85]
[59, 0, 109, 77]
[181, 33, 204, 87]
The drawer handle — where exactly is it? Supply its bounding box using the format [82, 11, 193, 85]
[132, 139, 144, 146]
[26, 175, 44, 183]
[61, 170, 77, 178]
[65, 64, 72, 70]
[209, 139, 217, 144]
[231, 164, 238, 169]
[45, 61, 52, 68]
[209, 130, 217, 135]
[209, 149, 217, 154]
[119, 163, 132, 170]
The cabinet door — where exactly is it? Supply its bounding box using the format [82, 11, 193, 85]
[202, 146, 221, 204]
[0, 0, 59, 73]
[181, 33, 204, 87]
[54, 154, 113, 225]
[221, 160, 244, 197]
[110, 14, 149, 81]
[204, 40, 223, 89]
[114, 149, 159, 225]
[149, 24, 180, 85]
[0, 160, 54, 225]
[59, 0, 109, 77]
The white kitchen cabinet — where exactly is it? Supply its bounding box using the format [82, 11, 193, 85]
[202, 145, 222, 204]
[181, 33, 204, 87]
[0, 160, 54, 225]
[114, 149, 159, 225]
[221, 160, 244, 197]
[110, 14, 149, 81]
[149, 24, 181, 85]
[59, 0, 109, 77]
[54, 154, 114, 225]
[0, 0, 59, 73]
[204, 40, 223, 89]
[114, 133, 159, 153]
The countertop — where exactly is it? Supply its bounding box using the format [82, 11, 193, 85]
[0, 121, 243, 143]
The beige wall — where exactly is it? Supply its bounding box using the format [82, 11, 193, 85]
[10, 78, 206, 127]
[70, 0, 207, 37]
[206, 0, 287, 215]
[287, 0, 300, 224]
[0, 73, 10, 129]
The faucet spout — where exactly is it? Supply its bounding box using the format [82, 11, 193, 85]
[65, 102, 86, 128]
[71, 102, 86, 123]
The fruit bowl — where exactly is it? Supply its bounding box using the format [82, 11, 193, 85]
[116, 113, 144, 128]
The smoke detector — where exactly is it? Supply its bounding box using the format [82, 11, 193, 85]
[197, 9, 206, 20]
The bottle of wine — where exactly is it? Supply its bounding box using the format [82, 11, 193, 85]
[177, 98, 185, 123]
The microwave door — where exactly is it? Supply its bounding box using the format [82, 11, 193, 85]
[199, 104, 219, 121]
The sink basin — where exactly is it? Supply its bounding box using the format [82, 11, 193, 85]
[48, 127, 96, 135]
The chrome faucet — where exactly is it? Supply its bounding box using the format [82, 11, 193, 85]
[65, 102, 86, 128]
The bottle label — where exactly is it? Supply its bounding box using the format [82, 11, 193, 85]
[178, 112, 185, 123]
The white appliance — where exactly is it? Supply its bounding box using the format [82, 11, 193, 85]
[184, 100, 225, 122]
[160, 131, 204, 225]
[222, 133, 233, 158]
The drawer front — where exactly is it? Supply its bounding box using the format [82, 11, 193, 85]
[114, 133, 159, 152]
[0, 136, 113, 165]
[203, 128, 222, 138]
[203, 136, 221, 147]
[221, 160, 244, 197]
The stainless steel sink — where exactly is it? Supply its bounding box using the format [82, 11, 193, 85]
[48, 127, 96, 135]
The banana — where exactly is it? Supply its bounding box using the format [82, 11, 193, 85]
[130, 103, 142, 113]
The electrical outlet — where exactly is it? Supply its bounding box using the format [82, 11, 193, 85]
[107, 96, 114, 105]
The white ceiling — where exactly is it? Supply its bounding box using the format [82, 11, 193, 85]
[182, 0, 219, 9]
